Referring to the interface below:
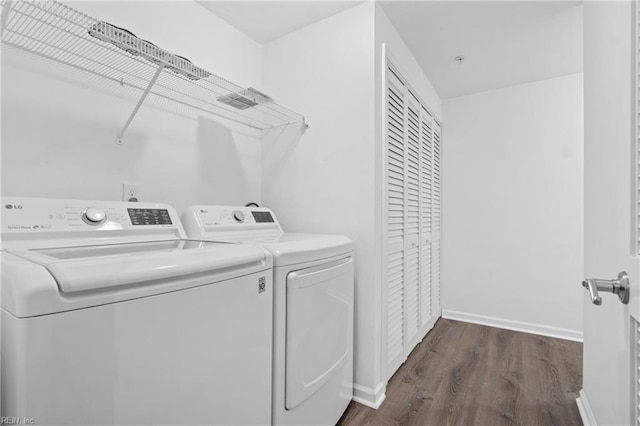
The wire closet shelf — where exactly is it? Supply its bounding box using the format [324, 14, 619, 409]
[0, 0, 307, 138]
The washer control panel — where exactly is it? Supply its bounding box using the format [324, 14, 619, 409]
[2, 197, 179, 234]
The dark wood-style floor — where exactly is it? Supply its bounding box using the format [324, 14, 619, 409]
[339, 319, 583, 426]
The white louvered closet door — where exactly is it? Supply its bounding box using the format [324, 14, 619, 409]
[432, 121, 442, 317]
[419, 107, 434, 333]
[385, 68, 406, 377]
[385, 64, 442, 380]
[404, 93, 422, 353]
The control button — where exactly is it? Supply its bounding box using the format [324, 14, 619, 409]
[232, 211, 245, 223]
[82, 207, 107, 225]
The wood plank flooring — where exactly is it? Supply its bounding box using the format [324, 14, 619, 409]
[338, 319, 583, 426]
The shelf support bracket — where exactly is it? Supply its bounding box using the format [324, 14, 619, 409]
[117, 65, 164, 145]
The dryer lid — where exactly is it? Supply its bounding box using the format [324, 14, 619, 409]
[257, 233, 353, 267]
[7, 239, 266, 293]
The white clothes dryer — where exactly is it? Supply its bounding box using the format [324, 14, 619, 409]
[181, 205, 354, 426]
[1, 197, 274, 425]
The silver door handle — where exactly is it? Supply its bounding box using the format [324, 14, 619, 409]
[582, 271, 630, 305]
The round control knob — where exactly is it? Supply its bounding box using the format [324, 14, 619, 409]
[82, 207, 107, 225]
[232, 211, 245, 223]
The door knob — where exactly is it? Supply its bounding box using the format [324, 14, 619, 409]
[582, 271, 630, 305]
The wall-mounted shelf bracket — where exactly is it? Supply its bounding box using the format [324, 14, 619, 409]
[117, 65, 164, 145]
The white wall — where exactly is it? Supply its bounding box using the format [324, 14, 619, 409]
[261, 2, 379, 406]
[441, 73, 584, 340]
[2, 1, 264, 213]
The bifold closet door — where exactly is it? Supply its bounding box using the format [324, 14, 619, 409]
[404, 92, 422, 354]
[432, 121, 442, 317]
[385, 68, 406, 377]
[385, 65, 441, 380]
[419, 107, 434, 334]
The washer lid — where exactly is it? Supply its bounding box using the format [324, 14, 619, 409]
[7, 239, 266, 293]
[256, 233, 353, 267]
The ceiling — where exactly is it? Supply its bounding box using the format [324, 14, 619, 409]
[198, 1, 583, 99]
[380, 1, 583, 99]
[197, 1, 361, 44]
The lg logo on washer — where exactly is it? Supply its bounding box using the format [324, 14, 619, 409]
[4, 204, 23, 210]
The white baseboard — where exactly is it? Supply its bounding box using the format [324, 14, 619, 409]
[352, 381, 386, 409]
[442, 310, 583, 342]
[576, 389, 597, 426]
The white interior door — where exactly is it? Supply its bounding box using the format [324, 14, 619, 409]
[580, 2, 639, 425]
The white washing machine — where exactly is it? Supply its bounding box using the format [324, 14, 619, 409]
[181, 205, 354, 426]
[1, 197, 274, 425]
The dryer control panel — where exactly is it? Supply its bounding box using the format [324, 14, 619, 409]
[1, 197, 185, 247]
[181, 205, 283, 240]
